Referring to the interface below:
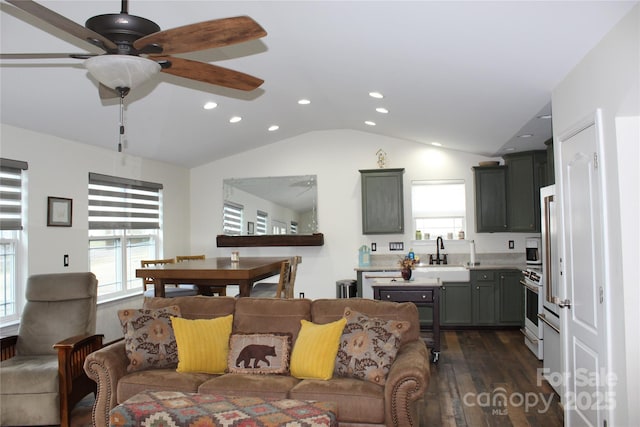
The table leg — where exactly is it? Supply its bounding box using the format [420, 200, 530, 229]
[238, 281, 252, 297]
[153, 281, 166, 298]
[432, 288, 440, 363]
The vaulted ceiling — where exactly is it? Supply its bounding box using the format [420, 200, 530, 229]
[1, 1, 635, 168]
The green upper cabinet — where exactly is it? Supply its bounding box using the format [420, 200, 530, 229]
[474, 150, 547, 233]
[504, 150, 547, 232]
[360, 168, 405, 234]
[473, 166, 508, 232]
[545, 139, 555, 185]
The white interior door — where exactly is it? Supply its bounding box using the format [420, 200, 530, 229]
[558, 111, 608, 427]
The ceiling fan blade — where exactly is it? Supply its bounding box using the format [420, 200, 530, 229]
[6, 0, 117, 51]
[134, 16, 266, 55]
[155, 56, 263, 91]
[0, 53, 98, 60]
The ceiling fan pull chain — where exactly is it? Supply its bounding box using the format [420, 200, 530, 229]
[118, 91, 125, 152]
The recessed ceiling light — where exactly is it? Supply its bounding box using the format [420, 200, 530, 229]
[229, 116, 242, 123]
[203, 101, 217, 110]
[365, 121, 376, 126]
[505, 147, 516, 152]
[369, 92, 384, 99]
[268, 125, 279, 131]
[518, 134, 534, 138]
[431, 142, 442, 147]
[376, 107, 389, 114]
[298, 99, 311, 105]
[537, 114, 552, 119]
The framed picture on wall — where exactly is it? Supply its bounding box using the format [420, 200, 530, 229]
[47, 197, 72, 227]
[247, 221, 255, 235]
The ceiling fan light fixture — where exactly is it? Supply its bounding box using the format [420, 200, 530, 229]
[85, 55, 160, 90]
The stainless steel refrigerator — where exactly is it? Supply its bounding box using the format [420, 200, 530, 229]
[539, 184, 562, 396]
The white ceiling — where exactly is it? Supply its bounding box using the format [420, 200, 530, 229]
[1, 1, 636, 168]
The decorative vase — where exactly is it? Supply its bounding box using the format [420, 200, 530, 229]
[401, 267, 412, 281]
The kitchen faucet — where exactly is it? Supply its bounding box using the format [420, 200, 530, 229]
[429, 236, 447, 265]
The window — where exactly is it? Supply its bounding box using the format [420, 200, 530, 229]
[223, 202, 243, 235]
[256, 210, 268, 235]
[412, 180, 466, 239]
[272, 220, 287, 235]
[1, 158, 28, 323]
[88, 173, 162, 300]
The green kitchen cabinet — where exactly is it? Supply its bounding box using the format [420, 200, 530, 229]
[472, 271, 498, 325]
[441, 282, 473, 325]
[359, 168, 404, 234]
[473, 166, 508, 232]
[498, 270, 524, 326]
[545, 138, 555, 185]
[474, 150, 547, 233]
[503, 151, 547, 232]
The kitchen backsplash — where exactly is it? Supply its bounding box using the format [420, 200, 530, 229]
[366, 252, 525, 268]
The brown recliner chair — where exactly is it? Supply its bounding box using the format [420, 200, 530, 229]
[0, 272, 103, 427]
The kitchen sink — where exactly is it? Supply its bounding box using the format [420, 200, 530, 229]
[412, 265, 470, 282]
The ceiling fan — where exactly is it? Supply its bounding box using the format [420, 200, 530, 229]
[2, 0, 267, 98]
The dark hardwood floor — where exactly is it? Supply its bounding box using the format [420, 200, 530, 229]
[419, 330, 564, 427]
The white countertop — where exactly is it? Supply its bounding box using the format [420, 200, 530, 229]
[373, 278, 442, 287]
[355, 264, 524, 272]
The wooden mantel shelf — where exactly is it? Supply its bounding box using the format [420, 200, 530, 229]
[216, 233, 324, 247]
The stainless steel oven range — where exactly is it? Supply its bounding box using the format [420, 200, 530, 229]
[521, 268, 543, 360]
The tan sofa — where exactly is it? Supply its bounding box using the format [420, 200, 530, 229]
[84, 296, 431, 427]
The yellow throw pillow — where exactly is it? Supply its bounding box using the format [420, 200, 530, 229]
[290, 317, 347, 380]
[171, 314, 233, 374]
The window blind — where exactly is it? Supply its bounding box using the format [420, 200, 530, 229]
[256, 210, 268, 235]
[88, 172, 163, 230]
[0, 158, 28, 231]
[223, 202, 243, 235]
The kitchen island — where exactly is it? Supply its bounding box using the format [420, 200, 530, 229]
[372, 278, 442, 362]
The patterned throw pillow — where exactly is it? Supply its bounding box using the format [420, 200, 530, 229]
[118, 306, 181, 373]
[227, 333, 292, 375]
[334, 307, 409, 385]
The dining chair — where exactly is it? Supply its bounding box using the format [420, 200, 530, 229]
[0, 272, 103, 427]
[141, 258, 199, 297]
[250, 256, 301, 298]
[176, 255, 226, 296]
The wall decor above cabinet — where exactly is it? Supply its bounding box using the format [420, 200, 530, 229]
[360, 168, 405, 234]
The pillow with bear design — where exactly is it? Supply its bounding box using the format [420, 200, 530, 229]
[227, 333, 292, 375]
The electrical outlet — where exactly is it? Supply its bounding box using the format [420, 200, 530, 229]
[299, 292, 305, 299]
[371, 243, 377, 252]
[508, 240, 515, 249]
[389, 242, 404, 251]
[63, 254, 69, 267]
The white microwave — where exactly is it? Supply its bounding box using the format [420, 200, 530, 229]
[525, 237, 542, 265]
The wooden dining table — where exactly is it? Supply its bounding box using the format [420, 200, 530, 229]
[135, 257, 290, 298]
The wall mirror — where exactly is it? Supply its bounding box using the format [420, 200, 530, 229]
[218, 175, 323, 246]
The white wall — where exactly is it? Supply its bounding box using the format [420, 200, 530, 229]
[0, 124, 191, 341]
[190, 129, 533, 300]
[551, 5, 639, 425]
